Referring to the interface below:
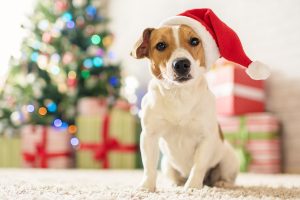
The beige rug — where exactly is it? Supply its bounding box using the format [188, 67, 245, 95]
[0, 169, 300, 200]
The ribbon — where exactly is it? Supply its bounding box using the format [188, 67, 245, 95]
[225, 117, 251, 172]
[79, 113, 138, 168]
[223, 116, 279, 172]
[22, 126, 72, 168]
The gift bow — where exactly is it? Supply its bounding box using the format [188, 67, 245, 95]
[22, 126, 72, 168]
[79, 113, 138, 168]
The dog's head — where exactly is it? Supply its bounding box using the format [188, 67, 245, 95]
[131, 25, 206, 87]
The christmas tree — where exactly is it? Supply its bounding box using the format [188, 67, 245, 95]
[0, 0, 121, 135]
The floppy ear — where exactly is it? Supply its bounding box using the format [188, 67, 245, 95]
[131, 28, 154, 59]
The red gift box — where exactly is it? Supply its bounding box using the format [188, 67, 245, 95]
[207, 61, 265, 116]
[21, 125, 73, 168]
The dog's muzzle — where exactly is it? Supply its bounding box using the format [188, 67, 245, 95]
[172, 58, 192, 82]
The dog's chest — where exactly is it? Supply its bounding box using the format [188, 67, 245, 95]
[159, 123, 203, 175]
[160, 90, 204, 127]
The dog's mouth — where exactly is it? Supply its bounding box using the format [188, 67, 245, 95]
[174, 74, 192, 82]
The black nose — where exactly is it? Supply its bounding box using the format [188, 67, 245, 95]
[172, 58, 191, 76]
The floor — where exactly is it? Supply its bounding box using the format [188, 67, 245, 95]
[0, 169, 300, 200]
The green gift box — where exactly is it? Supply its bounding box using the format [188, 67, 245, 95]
[0, 136, 21, 168]
[218, 113, 281, 173]
[76, 105, 140, 169]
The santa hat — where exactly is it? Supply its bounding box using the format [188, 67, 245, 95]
[159, 8, 270, 80]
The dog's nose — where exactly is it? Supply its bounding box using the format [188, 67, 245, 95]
[172, 58, 191, 76]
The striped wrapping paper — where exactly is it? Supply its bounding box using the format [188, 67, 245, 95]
[218, 113, 281, 173]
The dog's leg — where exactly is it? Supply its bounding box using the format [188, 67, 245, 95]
[139, 132, 160, 192]
[213, 141, 239, 186]
[161, 156, 187, 186]
[184, 136, 216, 190]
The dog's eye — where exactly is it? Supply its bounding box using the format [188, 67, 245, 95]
[190, 37, 200, 46]
[156, 42, 167, 51]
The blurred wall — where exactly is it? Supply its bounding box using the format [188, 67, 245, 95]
[0, 0, 35, 86]
[108, 0, 300, 86]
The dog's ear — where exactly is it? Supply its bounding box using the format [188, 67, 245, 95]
[131, 28, 154, 59]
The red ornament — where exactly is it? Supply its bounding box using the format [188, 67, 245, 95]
[67, 78, 77, 88]
[42, 32, 52, 43]
[55, 0, 69, 12]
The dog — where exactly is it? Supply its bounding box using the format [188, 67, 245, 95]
[131, 24, 239, 192]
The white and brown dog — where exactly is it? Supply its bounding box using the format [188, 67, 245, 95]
[131, 24, 239, 191]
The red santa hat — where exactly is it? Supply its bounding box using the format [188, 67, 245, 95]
[159, 8, 270, 80]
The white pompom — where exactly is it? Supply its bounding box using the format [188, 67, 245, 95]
[246, 61, 271, 80]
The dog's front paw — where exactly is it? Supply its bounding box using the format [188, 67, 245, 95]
[138, 178, 156, 192]
[184, 180, 203, 191]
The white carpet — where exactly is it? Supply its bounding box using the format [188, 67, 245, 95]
[0, 169, 300, 200]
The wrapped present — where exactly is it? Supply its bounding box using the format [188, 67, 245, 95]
[207, 60, 265, 115]
[77, 97, 107, 116]
[0, 136, 21, 167]
[21, 125, 73, 168]
[76, 103, 140, 169]
[218, 113, 281, 173]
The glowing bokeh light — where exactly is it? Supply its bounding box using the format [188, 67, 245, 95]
[109, 76, 119, 87]
[54, 119, 63, 127]
[26, 105, 35, 113]
[93, 57, 103, 67]
[61, 122, 68, 129]
[68, 125, 77, 134]
[68, 71, 77, 79]
[31, 52, 39, 62]
[50, 66, 60, 75]
[66, 21, 75, 29]
[70, 137, 79, 146]
[62, 12, 72, 21]
[86, 6, 97, 16]
[38, 107, 47, 116]
[91, 35, 101, 45]
[81, 70, 90, 79]
[83, 59, 93, 68]
[47, 102, 57, 112]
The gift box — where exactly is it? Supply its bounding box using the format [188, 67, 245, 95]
[218, 113, 281, 173]
[76, 102, 140, 169]
[207, 59, 265, 115]
[0, 136, 21, 167]
[21, 125, 73, 168]
[77, 97, 107, 116]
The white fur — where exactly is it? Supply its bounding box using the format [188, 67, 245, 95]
[160, 16, 220, 69]
[139, 29, 239, 192]
[246, 61, 271, 80]
[172, 26, 180, 47]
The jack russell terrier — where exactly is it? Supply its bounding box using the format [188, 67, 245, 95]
[131, 9, 270, 192]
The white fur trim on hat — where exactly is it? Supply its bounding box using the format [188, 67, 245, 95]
[246, 61, 271, 80]
[159, 16, 220, 68]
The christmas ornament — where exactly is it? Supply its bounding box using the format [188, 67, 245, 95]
[76, 16, 85, 27]
[55, 0, 69, 12]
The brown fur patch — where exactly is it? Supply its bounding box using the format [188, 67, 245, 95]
[178, 25, 206, 67]
[148, 27, 177, 79]
[135, 28, 154, 59]
[218, 124, 224, 141]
